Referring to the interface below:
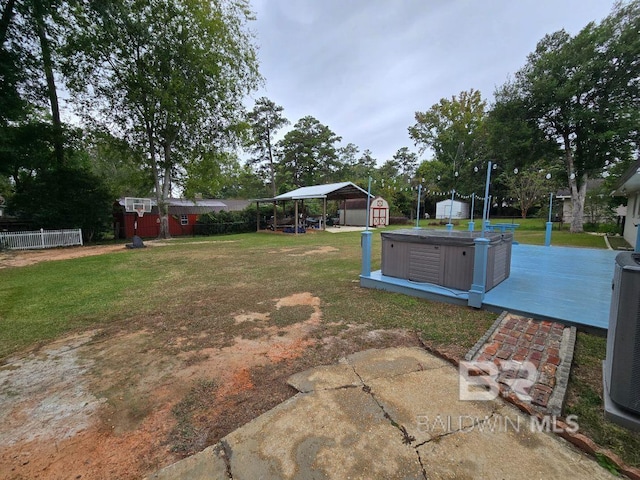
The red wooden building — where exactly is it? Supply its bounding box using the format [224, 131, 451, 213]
[113, 198, 246, 239]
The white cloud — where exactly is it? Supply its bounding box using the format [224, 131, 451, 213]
[250, 0, 616, 163]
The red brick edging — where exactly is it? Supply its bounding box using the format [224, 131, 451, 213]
[418, 340, 640, 479]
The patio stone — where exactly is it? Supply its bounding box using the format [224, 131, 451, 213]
[465, 312, 577, 416]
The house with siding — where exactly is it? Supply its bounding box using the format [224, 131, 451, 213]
[612, 159, 640, 248]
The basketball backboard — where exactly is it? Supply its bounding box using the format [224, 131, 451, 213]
[124, 197, 153, 217]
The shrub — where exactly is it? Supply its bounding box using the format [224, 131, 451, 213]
[389, 216, 411, 225]
[195, 205, 272, 235]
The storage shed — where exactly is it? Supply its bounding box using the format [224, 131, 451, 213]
[113, 198, 228, 238]
[435, 199, 469, 220]
[338, 196, 389, 227]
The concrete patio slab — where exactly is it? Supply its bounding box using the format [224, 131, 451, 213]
[148, 347, 618, 480]
[417, 403, 612, 479]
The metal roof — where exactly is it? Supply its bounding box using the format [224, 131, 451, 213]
[117, 198, 228, 215]
[272, 182, 371, 201]
[117, 198, 227, 208]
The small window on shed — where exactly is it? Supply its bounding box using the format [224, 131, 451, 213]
[180, 214, 189, 225]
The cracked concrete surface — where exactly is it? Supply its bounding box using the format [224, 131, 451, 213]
[147, 347, 617, 480]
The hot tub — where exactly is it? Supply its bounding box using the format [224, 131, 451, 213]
[381, 229, 512, 291]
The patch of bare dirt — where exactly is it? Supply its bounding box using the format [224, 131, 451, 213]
[286, 246, 339, 256]
[0, 292, 421, 480]
[0, 241, 170, 269]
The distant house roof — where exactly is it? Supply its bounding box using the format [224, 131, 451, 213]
[556, 179, 604, 199]
[220, 199, 251, 211]
[116, 198, 233, 215]
[612, 158, 640, 196]
[270, 182, 372, 201]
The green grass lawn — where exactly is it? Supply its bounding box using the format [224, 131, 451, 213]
[1, 226, 638, 468]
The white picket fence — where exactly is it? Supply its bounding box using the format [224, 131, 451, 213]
[0, 228, 83, 250]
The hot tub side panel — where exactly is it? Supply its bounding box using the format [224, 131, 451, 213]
[408, 244, 444, 284]
[442, 245, 475, 290]
[486, 239, 512, 290]
[381, 238, 410, 279]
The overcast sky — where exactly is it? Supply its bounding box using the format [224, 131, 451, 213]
[249, 0, 617, 165]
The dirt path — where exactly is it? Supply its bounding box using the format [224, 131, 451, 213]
[0, 291, 419, 480]
[0, 244, 125, 269]
[0, 241, 172, 269]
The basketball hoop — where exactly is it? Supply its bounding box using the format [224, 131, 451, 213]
[135, 206, 145, 218]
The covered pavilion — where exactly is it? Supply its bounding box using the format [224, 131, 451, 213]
[254, 182, 372, 234]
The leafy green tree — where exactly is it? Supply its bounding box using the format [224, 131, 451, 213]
[83, 129, 154, 198]
[247, 97, 289, 195]
[409, 89, 489, 195]
[277, 116, 341, 187]
[8, 165, 113, 242]
[514, 2, 640, 232]
[393, 147, 419, 178]
[246, 97, 288, 222]
[499, 160, 562, 218]
[64, 0, 260, 238]
[182, 151, 266, 199]
[336, 143, 379, 190]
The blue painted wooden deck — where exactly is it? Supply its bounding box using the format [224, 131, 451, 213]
[361, 244, 619, 331]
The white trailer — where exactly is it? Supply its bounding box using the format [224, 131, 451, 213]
[435, 199, 469, 220]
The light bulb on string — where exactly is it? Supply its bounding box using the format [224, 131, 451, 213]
[546, 173, 552, 180]
[514, 168, 518, 174]
[569, 173, 575, 180]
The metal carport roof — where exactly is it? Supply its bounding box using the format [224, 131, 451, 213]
[271, 182, 372, 201]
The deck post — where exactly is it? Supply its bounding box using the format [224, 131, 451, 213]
[468, 193, 475, 231]
[468, 237, 490, 308]
[545, 193, 553, 246]
[545, 222, 553, 247]
[415, 184, 422, 229]
[361, 230, 372, 277]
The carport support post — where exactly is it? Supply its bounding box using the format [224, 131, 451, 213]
[361, 230, 372, 277]
[294, 200, 299, 236]
[322, 197, 327, 231]
[468, 237, 490, 308]
[636, 223, 640, 253]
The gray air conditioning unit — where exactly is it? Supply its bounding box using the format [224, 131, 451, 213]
[603, 252, 640, 430]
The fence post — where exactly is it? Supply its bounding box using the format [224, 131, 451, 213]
[41, 228, 45, 249]
[79, 228, 83, 246]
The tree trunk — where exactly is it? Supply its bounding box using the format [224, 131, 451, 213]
[570, 173, 588, 233]
[563, 133, 586, 233]
[33, 0, 64, 166]
[157, 142, 173, 239]
[0, 0, 16, 45]
[267, 132, 277, 227]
